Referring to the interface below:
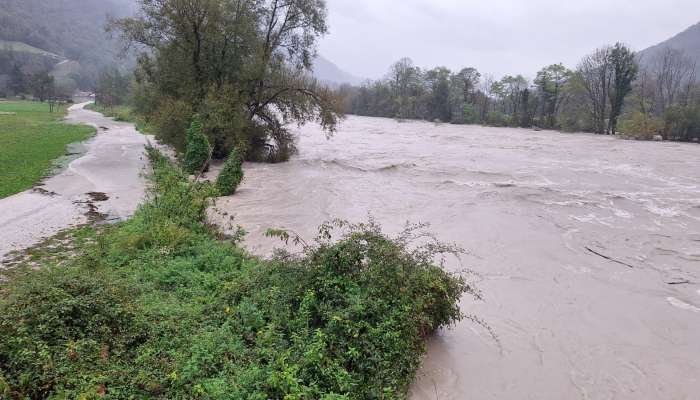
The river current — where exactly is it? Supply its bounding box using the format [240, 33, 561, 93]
[210, 116, 700, 399]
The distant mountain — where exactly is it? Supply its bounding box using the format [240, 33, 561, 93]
[639, 22, 700, 73]
[0, 0, 136, 88]
[313, 56, 363, 86]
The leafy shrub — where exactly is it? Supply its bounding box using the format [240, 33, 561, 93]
[216, 148, 244, 196]
[182, 116, 211, 175]
[151, 97, 193, 152]
[663, 104, 700, 141]
[619, 111, 663, 140]
[0, 149, 473, 399]
[485, 111, 510, 127]
[0, 267, 149, 398]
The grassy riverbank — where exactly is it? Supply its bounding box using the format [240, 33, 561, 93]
[85, 103, 150, 133]
[0, 101, 95, 198]
[0, 147, 468, 399]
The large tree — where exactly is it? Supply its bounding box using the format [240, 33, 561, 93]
[112, 0, 342, 162]
[608, 43, 638, 134]
[578, 46, 613, 134]
[577, 44, 638, 135]
[534, 63, 571, 128]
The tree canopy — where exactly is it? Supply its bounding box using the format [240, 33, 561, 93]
[112, 0, 343, 162]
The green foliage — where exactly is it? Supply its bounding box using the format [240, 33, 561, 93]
[0, 148, 470, 399]
[0, 267, 148, 398]
[461, 103, 479, 124]
[608, 43, 638, 134]
[485, 111, 511, 127]
[182, 116, 211, 175]
[663, 103, 700, 141]
[216, 148, 244, 196]
[0, 101, 94, 198]
[619, 111, 663, 140]
[113, 0, 343, 162]
[152, 98, 194, 152]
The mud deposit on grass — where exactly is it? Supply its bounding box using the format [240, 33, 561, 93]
[0, 103, 150, 263]
[210, 116, 700, 399]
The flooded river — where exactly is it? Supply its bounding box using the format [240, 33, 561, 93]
[210, 116, 700, 399]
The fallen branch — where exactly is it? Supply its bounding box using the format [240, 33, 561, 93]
[667, 280, 692, 285]
[585, 246, 636, 269]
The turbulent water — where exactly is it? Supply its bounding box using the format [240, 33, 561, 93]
[210, 116, 700, 399]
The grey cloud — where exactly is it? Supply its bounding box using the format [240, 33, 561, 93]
[319, 0, 700, 80]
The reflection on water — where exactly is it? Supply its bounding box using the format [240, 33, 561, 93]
[210, 116, 700, 399]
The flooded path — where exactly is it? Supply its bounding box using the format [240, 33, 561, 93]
[0, 102, 150, 262]
[211, 116, 700, 399]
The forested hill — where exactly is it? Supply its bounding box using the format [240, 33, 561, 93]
[0, 0, 136, 87]
[639, 22, 700, 73]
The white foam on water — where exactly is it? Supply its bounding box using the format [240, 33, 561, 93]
[643, 201, 681, 218]
[570, 213, 614, 227]
[666, 297, 700, 313]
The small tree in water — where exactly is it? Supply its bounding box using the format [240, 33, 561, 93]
[216, 148, 244, 196]
[182, 116, 211, 175]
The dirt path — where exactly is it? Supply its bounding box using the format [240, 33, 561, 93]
[0, 102, 150, 263]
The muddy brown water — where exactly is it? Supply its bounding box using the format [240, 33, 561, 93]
[210, 115, 700, 399]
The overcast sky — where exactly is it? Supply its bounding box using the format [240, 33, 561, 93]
[318, 0, 700, 80]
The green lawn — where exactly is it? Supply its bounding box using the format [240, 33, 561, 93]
[0, 101, 95, 198]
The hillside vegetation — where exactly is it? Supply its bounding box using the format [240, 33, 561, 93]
[639, 22, 700, 75]
[0, 0, 135, 91]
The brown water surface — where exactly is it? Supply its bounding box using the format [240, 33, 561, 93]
[210, 116, 700, 400]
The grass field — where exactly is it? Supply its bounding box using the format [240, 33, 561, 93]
[0, 101, 95, 198]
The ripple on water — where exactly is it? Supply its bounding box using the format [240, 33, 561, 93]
[667, 297, 700, 313]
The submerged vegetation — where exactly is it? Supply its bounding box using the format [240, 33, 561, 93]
[216, 148, 245, 196]
[0, 101, 94, 198]
[182, 116, 212, 175]
[0, 147, 471, 399]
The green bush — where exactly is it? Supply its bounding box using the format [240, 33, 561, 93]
[0, 148, 472, 399]
[182, 116, 211, 175]
[619, 111, 663, 140]
[216, 148, 244, 196]
[151, 98, 193, 152]
[664, 103, 700, 141]
[485, 111, 510, 127]
[0, 267, 149, 399]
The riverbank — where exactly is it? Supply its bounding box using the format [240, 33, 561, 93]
[0, 102, 150, 262]
[0, 101, 95, 198]
[0, 146, 467, 398]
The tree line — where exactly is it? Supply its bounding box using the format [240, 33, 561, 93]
[340, 44, 700, 141]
